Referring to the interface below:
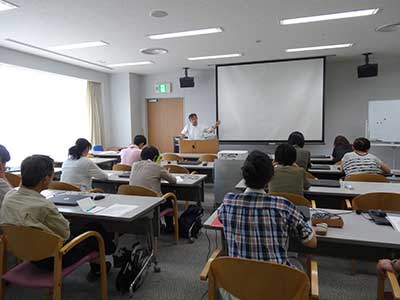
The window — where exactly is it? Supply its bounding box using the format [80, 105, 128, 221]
[0, 63, 89, 166]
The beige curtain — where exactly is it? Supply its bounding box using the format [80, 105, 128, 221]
[87, 81, 104, 145]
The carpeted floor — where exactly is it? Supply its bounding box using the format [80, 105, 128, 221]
[4, 184, 385, 299]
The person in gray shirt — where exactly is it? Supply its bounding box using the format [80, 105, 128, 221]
[0, 145, 12, 205]
[288, 131, 311, 170]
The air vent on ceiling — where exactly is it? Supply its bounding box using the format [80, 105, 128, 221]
[375, 22, 400, 32]
[140, 48, 168, 55]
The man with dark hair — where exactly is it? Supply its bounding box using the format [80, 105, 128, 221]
[218, 150, 316, 267]
[181, 113, 220, 140]
[342, 137, 391, 176]
[1, 155, 115, 281]
[269, 144, 310, 196]
[288, 131, 311, 170]
[120, 134, 147, 165]
[0, 145, 12, 204]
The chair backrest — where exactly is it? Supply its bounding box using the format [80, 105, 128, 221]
[117, 184, 158, 197]
[48, 181, 81, 192]
[0, 225, 62, 261]
[162, 153, 183, 162]
[305, 171, 317, 180]
[5, 172, 21, 188]
[112, 164, 131, 171]
[269, 192, 312, 207]
[105, 147, 121, 151]
[345, 173, 389, 183]
[352, 193, 400, 211]
[163, 164, 190, 174]
[93, 145, 104, 151]
[198, 154, 218, 162]
[209, 257, 309, 300]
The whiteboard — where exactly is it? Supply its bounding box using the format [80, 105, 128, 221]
[217, 58, 324, 142]
[368, 100, 400, 142]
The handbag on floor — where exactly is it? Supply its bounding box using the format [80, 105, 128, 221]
[115, 242, 149, 294]
[178, 204, 204, 241]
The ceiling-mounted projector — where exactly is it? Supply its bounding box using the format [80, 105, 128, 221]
[180, 67, 195, 88]
[358, 53, 378, 78]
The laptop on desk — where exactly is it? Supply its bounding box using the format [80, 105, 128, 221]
[177, 161, 202, 166]
[309, 179, 341, 188]
[49, 194, 89, 206]
[118, 171, 130, 178]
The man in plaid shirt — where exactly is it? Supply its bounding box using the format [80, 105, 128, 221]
[218, 150, 316, 268]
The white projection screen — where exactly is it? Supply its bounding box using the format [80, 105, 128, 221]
[217, 57, 325, 142]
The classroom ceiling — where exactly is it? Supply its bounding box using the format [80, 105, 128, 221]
[0, 0, 399, 74]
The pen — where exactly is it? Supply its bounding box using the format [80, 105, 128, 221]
[87, 205, 96, 212]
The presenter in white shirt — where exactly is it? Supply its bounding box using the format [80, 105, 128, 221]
[180, 113, 220, 140]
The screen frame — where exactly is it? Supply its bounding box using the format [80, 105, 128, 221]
[216, 56, 326, 144]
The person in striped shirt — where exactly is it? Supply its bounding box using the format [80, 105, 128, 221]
[341, 137, 391, 176]
[218, 150, 317, 269]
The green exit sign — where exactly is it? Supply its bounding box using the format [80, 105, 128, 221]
[155, 82, 172, 94]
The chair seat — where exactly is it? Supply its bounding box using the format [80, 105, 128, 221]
[2, 252, 99, 288]
[160, 208, 174, 217]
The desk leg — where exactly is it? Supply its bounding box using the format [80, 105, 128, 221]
[151, 207, 161, 273]
[198, 180, 205, 206]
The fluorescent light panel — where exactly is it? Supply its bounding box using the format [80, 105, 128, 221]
[286, 43, 353, 52]
[281, 8, 379, 25]
[0, 0, 18, 11]
[107, 61, 154, 67]
[148, 27, 222, 40]
[188, 53, 242, 61]
[48, 41, 109, 51]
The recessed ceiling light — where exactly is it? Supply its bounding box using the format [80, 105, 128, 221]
[140, 48, 168, 55]
[0, 0, 18, 11]
[107, 61, 154, 68]
[150, 10, 168, 18]
[286, 43, 353, 52]
[281, 8, 379, 25]
[376, 22, 400, 32]
[48, 41, 109, 51]
[148, 27, 223, 40]
[188, 53, 242, 61]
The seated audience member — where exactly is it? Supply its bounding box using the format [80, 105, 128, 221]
[218, 150, 316, 269]
[129, 146, 177, 232]
[288, 131, 311, 170]
[0, 155, 115, 280]
[0, 145, 12, 204]
[342, 137, 391, 176]
[120, 135, 147, 166]
[61, 138, 108, 191]
[332, 135, 353, 163]
[269, 144, 310, 196]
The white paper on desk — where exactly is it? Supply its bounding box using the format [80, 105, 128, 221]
[96, 204, 138, 217]
[387, 216, 400, 232]
[175, 176, 183, 183]
[77, 197, 105, 214]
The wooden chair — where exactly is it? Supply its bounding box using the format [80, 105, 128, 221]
[163, 164, 189, 174]
[48, 181, 80, 192]
[0, 225, 107, 300]
[345, 173, 389, 183]
[305, 171, 317, 180]
[269, 192, 317, 209]
[200, 249, 319, 300]
[162, 153, 183, 162]
[112, 164, 131, 171]
[117, 185, 179, 242]
[198, 154, 218, 163]
[4, 173, 20, 188]
[104, 147, 121, 151]
[378, 271, 400, 300]
[348, 193, 400, 211]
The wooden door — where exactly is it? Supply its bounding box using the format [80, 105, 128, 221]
[147, 98, 183, 153]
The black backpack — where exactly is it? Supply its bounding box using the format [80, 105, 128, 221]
[178, 204, 204, 241]
[115, 242, 150, 294]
